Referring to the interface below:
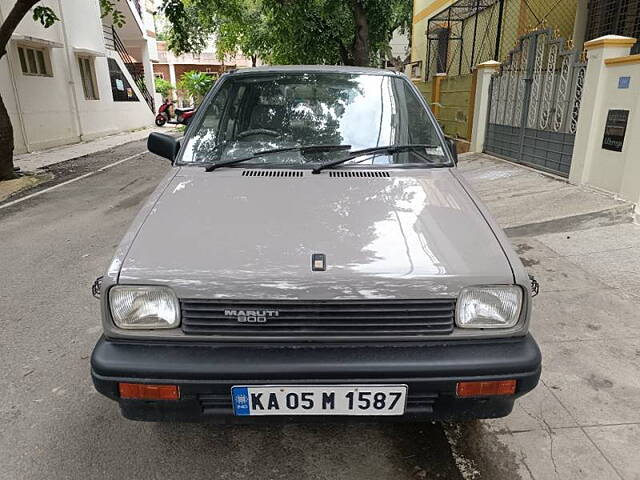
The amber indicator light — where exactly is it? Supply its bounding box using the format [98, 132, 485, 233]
[456, 380, 517, 398]
[119, 382, 180, 401]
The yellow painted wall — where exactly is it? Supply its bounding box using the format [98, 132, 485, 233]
[438, 74, 474, 139]
[413, 75, 474, 140]
[411, 0, 456, 78]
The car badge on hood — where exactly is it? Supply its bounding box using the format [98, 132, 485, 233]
[312, 253, 327, 271]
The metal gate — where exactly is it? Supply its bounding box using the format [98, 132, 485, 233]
[484, 29, 587, 177]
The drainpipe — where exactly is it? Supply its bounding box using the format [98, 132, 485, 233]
[56, 0, 84, 141]
[0, 4, 31, 152]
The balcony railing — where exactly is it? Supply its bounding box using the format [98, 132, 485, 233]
[105, 25, 155, 112]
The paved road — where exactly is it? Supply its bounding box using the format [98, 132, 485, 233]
[0, 139, 470, 480]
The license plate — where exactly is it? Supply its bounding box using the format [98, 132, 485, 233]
[231, 385, 407, 416]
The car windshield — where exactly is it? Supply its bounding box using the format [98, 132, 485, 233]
[180, 72, 451, 168]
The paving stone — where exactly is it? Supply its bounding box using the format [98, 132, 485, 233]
[540, 338, 640, 425]
[584, 424, 640, 480]
[496, 428, 621, 480]
[524, 255, 610, 293]
[530, 287, 640, 344]
[535, 223, 640, 257]
[567, 248, 640, 295]
[485, 382, 578, 433]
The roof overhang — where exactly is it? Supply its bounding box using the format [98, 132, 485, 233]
[11, 35, 63, 48]
[73, 47, 106, 57]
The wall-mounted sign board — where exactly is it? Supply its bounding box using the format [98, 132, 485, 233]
[602, 109, 629, 152]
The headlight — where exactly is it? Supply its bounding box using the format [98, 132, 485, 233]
[456, 286, 523, 329]
[109, 286, 180, 329]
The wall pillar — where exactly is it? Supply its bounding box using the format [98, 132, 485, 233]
[168, 63, 177, 100]
[568, 35, 637, 186]
[469, 60, 500, 152]
[431, 73, 446, 119]
[141, 40, 155, 99]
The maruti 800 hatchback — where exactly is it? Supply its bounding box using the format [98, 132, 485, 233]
[91, 66, 541, 422]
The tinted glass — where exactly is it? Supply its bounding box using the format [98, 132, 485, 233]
[181, 73, 448, 167]
[36, 50, 47, 75]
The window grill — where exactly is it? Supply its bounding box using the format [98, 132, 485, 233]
[424, 0, 579, 79]
[586, 0, 640, 53]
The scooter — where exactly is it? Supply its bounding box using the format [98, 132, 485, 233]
[155, 100, 196, 127]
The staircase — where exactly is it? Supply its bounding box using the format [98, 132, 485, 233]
[103, 25, 155, 112]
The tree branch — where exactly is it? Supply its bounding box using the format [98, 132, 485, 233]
[0, 0, 41, 58]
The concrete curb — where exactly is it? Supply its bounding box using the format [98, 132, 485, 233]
[13, 126, 176, 173]
[504, 203, 636, 237]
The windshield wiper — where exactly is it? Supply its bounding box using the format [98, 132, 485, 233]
[311, 144, 442, 174]
[204, 144, 352, 172]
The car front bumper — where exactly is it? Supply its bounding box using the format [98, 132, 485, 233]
[91, 334, 541, 422]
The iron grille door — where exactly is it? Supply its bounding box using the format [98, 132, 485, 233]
[484, 28, 587, 177]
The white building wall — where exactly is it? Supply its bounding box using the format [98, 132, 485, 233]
[569, 36, 640, 205]
[0, 0, 153, 154]
[0, 0, 79, 152]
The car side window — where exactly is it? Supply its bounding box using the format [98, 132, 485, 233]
[402, 81, 440, 145]
[201, 82, 230, 133]
[224, 85, 247, 140]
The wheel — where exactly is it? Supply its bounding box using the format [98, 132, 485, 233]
[155, 115, 167, 127]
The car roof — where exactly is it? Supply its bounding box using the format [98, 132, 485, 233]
[227, 65, 401, 77]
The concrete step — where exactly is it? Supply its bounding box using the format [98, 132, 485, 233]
[459, 153, 636, 237]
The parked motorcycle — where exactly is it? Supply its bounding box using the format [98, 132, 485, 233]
[155, 100, 196, 127]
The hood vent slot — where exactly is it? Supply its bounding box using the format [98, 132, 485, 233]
[242, 170, 303, 177]
[329, 171, 390, 178]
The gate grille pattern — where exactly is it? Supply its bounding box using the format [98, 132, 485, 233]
[484, 29, 587, 177]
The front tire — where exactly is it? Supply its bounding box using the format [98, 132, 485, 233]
[155, 115, 167, 127]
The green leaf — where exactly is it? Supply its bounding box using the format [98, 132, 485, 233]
[158, 0, 411, 66]
[99, 0, 126, 27]
[177, 70, 216, 105]
[32, 6, 59, 28]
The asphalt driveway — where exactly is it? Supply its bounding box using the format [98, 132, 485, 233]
[0, 140, 468, 480]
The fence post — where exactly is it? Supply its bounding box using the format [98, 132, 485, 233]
[568, 35, 636, 186]
[469, 61, 500, 152]
[431, 73, 447, 118]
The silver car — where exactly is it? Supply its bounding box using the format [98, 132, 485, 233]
[91, 66, 541, 422]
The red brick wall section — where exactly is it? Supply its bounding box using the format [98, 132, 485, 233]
[153, 63, 236, 84]
[153, 64, 170, 81]
[174, 64, 226, 80]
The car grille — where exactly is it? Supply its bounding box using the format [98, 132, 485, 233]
[180, 299, 455, 340]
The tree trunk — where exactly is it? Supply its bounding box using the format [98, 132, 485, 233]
[348, 0, 370, 66]
[0, 0, 42, 180]
[337, 39, 352, 65]
[0, 93, 16, 180]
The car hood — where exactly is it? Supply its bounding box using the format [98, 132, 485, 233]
[118, 167, 513, 299]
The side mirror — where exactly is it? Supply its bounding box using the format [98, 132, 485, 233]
[148, 132, 180, 162]
[446, 137, 458, 164]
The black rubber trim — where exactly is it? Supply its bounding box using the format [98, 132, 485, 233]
[91, 334, 541, 381]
